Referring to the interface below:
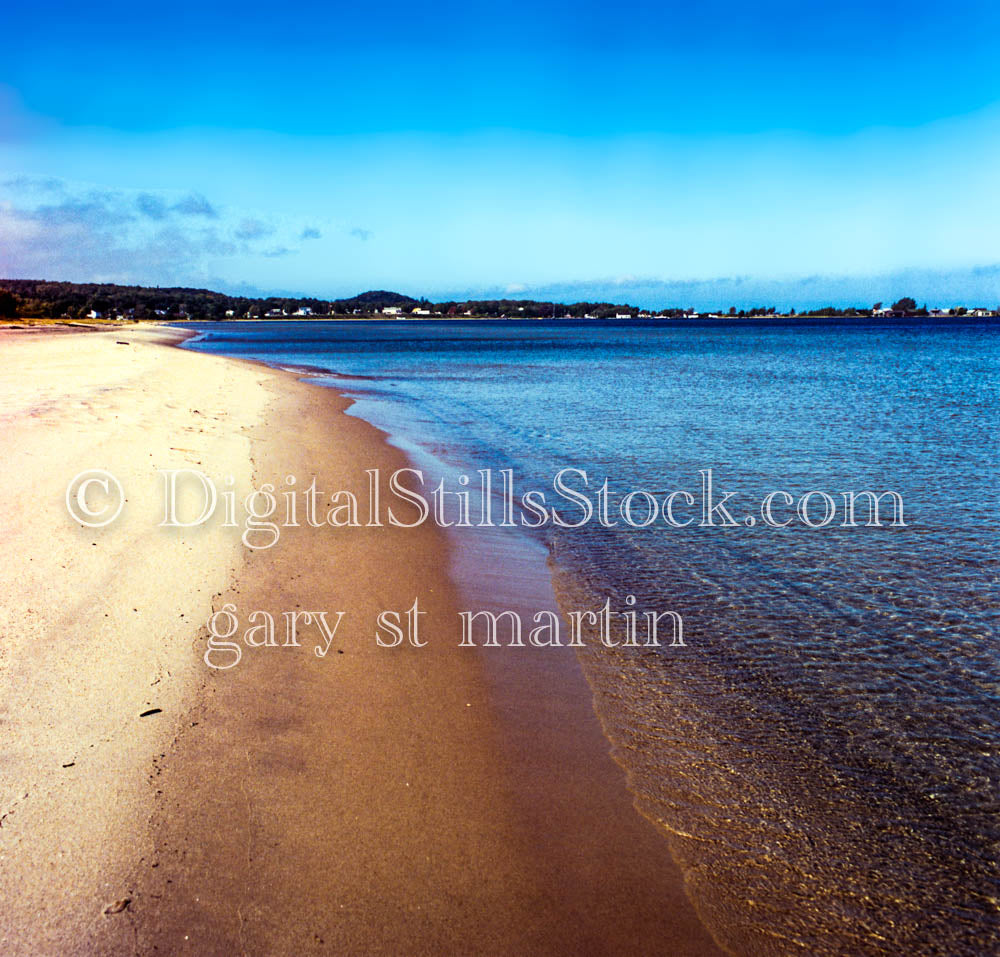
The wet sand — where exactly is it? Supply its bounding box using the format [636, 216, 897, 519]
[0, 323, 722, 955]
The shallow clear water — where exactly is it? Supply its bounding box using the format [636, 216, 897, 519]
[185, 318, 1000, 955]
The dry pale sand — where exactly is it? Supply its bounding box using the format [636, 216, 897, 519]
[0, 324, 722, 956]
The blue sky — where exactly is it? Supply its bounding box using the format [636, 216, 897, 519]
[2, 0, 999, 307]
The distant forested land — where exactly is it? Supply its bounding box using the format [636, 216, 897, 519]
[0, 279, 666, 319]
[0, 279, 972, 320]
[0, 280, 414, 320]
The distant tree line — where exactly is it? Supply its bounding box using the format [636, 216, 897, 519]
[0, 280, 992, 321]
[0, 281, 675, 319]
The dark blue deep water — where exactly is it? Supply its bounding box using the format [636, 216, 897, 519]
[184, 319, 999, 955]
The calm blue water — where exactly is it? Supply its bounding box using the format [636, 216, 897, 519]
[184, 319, 1000, 955]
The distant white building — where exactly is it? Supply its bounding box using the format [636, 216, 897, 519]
[87, 309, 103, 319]
[969, 308, 992, 317]
[266, 308, 285, 317]
[615, 312, 632, 319]
[412, 308, 432, 316]
[293, 307, 313, 316]
[382, 306, 401, 315]
[225, 309, 235, 317]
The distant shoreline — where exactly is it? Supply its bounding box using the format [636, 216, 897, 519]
[5, 313, 999, 339]
[2, 277, 997, 323]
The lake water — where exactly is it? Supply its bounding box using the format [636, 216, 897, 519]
[184, 318, 1000, 955]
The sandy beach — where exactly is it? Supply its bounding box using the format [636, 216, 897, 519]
[0, 323, 721, 956]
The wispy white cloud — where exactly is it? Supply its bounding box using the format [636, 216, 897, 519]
[234, 217, 275, 240]
[0, 178, 322, 284]
[172, 192, 218, 218]
[136, 192, 168, 220]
